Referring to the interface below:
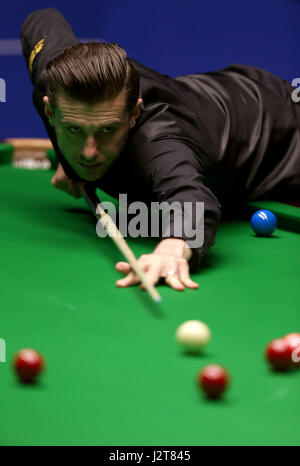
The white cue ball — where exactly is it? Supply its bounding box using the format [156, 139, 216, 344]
[175, 320, 211, 353]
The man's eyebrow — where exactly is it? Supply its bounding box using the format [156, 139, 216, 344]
[61, 119, 121, 126]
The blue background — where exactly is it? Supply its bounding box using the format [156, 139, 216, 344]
[0, 0, 299, 138]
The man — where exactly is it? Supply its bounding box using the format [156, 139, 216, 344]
[21, 8, 300, 292]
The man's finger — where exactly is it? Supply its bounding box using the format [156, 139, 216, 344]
[140, 264, 161, 289]
[165, 274, 185, 291]
[178, 261, 199, 289]
[51, 174, 59, 187]
[51, 173, 81, 198]
[115, 262, 132, 273]
[116, 271, 139, 287]
[161, 260, 184, 290]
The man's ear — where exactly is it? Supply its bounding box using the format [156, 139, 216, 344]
[129, 98, 143, 128]
[43, 96, 55, 127]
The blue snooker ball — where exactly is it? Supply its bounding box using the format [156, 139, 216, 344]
[250, 210, 277, 236]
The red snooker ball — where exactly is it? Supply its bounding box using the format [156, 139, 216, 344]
[198, 364, 229, 399]
[283, 333, 300, 368]
[14, 348, 44, 383]
[284, 332, 300, 339]
[265, 339, 292, 371]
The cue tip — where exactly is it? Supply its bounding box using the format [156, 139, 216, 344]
[154, 296, 162, 304]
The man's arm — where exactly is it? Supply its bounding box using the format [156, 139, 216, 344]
[115, 138, 222, 289]
[143, 138, 221, 268]
[20, 8, 79, 88]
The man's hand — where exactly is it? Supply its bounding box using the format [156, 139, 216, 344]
[51, 163, 83, 198]
[115, 238, 199, 291]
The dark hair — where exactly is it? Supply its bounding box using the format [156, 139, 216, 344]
[44, 42, 140, 114]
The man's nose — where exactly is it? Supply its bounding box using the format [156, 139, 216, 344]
[82, 135, 99, 159]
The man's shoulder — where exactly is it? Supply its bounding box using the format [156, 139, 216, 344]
[128, 58, 173, 81]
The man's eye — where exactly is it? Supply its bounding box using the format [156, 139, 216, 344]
[69, 126, 81, 134]
[101, 127, 114, 135]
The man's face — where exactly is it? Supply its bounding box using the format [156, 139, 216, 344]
[44, 90, 142, 181]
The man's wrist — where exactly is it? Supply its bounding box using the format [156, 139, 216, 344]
[154, 238, 192, 261]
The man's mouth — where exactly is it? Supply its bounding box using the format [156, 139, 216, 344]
[79, 161, 102, 169]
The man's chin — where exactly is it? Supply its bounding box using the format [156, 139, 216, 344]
[79, 172, 103, 181]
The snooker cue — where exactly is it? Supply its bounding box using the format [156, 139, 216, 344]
[80, 185, 162, 304]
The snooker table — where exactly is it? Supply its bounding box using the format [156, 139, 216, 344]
[0, 161, 300, 446]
